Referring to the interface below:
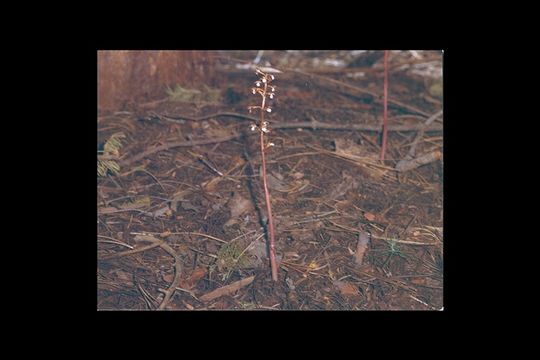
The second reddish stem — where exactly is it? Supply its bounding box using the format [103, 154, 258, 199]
[380, 50, 389, 161]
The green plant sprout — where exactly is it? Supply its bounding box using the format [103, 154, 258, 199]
[166, 84, 221, 103]
[372, 238, 408, 269]
[216, 242, 252, 281]
[97, 132, 125, 177]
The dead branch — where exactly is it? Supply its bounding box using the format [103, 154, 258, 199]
[155, 241, 184, 310]
[98, 234, 183, 310]
[130, 234, 183, 310]
[395, 110, 443, 172]
[159, 112, 443, 132]
[119, 134, 240, 167]
[274, 121, 441, 132]
[99, 242, 162, 261]
[119, 117, 442, 168]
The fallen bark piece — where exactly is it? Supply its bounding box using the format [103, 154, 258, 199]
[199, 275, 255, 302]
[333, 280, 359, 296]
[355, 230, 371, 266]
[395, 150, 442, 172]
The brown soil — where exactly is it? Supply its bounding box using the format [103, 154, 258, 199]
[98, 50, 443, 310]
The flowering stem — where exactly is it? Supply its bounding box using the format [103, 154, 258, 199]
[380, 50, 389, 161]
[260, 80, 278, 282]
[250, 69, 279, 282]
[260, 125, 279, 282]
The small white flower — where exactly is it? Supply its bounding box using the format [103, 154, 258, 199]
[266, 107, 272, 112]
[250, 124, 257, 131]
[262, 78, 267, 83]
[252, 88, 256, 94]
[270, 75, 275, 80]
[268, 142, 275, 147]
[262, 127, 270, 133]
[269, 93, 274, 99]
[256, 82, 261, 87]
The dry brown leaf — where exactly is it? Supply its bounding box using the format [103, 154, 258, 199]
[179, 267, 207, 289]
[162, 273, 174, 283]
[328, 171, 359, 200]
[333, 280, 359, 296]
[224, 192, 254, 226]
[266, 171, 288, 191]
[183, 301, 195, 310]
[410, 278, 426, 286]
[364, 212, 377, 221]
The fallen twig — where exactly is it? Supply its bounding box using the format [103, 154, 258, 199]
[98, 234, 183, 310]
[119, 134, 240, 167]
[131, 231, 227, 244]
[199, 275, 255, 302]
[289, 69, 431, 117]
[99, 242, 161, 260]
[395, 109, 443, 172]
[119, 121, 442, 167]
[97, 235, 134, 249]
[159, 112, 443, 132]
[395, 150, 442, 172]
[370, 234, 438, 246]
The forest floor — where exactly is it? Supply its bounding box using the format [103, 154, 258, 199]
[97, 50, 443, 310]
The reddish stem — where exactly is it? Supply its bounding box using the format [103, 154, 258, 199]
[260, 130, 278, 281]
[259, 109, 278, 281]
[380, 50, 389, 161]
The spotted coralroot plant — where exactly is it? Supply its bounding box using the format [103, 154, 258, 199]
[248, 68, 279, 281]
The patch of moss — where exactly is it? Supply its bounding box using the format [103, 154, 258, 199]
[216, 242, 251, 280]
